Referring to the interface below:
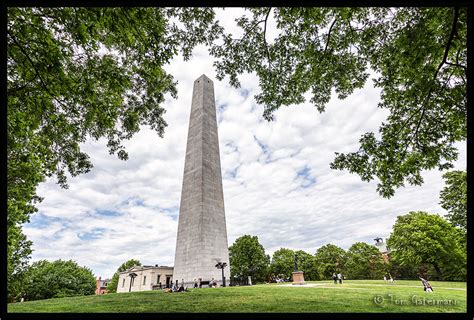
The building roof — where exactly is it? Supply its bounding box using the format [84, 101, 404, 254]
[119, 265, 174, 275]
[98, 279, 111, 288]
[374, 237, 390, 253]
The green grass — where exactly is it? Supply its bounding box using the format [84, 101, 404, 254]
[8, 280, 467, 313]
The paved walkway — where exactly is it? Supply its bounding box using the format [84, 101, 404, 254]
[277, 283, 466, 291]
[278, 284, 372, 290]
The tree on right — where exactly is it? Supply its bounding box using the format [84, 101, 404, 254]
[210, 7, 467, 198]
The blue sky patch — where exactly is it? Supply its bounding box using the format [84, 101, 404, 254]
[161, 206, 179, 220]
[225, 166, 239, 179]
[218, 103, 228, 112]
[253, 135, 272, 163]
[162, 206, 179, 213]
[253, 135, 269, 154]
[96, 209, 122, 217]
[297, 166, 317, 188]
[239, 88, 249, 98]
[121, 197, 145, 206]
[225, 141, 238, 152]
[77, 228, 107, 241]
[27, 213, 65, 229]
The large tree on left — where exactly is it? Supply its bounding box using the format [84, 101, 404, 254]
[23, 259, 96, 301]
[7, 7, 222, 301]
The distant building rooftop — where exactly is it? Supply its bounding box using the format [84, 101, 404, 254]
[119, 264, 174, 275]
[374, 237, 390, 253]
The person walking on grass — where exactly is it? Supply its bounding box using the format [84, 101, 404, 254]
[388, 273, 395, 283]
[419, 277, 434, 292]
[337, 273, 343, 284]
[332, 273, 337, 284]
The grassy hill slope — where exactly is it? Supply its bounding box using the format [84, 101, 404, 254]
[8, 280, 467, 313]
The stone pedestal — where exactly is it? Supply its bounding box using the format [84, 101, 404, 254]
[292, 271, 305, 285]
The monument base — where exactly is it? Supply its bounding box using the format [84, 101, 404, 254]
[292, 271, 305, 285]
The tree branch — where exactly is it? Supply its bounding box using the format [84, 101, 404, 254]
[8, 73, 38, 94]
[324, 18, 337, 52]
[263, 7, 272, 69]
[445, 61, 466, 71]
[241, 18, 266, 40]
[8, 30, 69, 112]
[401, 7, 460, 157]
[433, 7, 459, 81]
[8, 31, 51, 94]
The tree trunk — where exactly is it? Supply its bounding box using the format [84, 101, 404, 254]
[433, 263, 442, 280]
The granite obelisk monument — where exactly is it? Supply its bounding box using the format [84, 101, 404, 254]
[173, 74, 230, 286]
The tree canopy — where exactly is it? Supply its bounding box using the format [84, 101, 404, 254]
[210, 7, 467, 198]
[345, 242, 387, 279]
[294, 250, 319, 281]
[270, 248, 295, 280]
[228, 235, 270, 283]
[387, 211, 466, 281]
[439, 170, 467, 231]
[23, 259, 96, 301]
[7, 7, 220, 299]
[313, 244, 347, 279]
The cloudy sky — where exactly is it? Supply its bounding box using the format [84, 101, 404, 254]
[23, 8, 466, 279]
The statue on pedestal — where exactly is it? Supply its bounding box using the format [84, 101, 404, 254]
[292, 252, 305, 285]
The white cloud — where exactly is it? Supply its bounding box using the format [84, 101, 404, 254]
[22, 9, 467, 279]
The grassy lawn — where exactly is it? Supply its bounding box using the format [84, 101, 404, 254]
[8, 280, 466, 313]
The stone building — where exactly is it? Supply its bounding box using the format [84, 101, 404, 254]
[117, 265, 174, 293]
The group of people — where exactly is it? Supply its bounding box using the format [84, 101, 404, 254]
[164, 284, 187, 293]
[191, 278, 218, 288]
[164, 280, 188, 293]
[383, 275, 395, 283]
[209, 279, 218, 288]
[332, 273, 344, 284]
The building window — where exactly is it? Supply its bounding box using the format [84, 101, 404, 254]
[143, 276, 146, 285]
[122, 278, 125, 288]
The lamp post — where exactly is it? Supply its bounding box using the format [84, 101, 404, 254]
[215, 262, 228, 287]
[128, 272, 138, 292]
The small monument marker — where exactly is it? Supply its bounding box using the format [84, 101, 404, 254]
[292, 253, 306, 285]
